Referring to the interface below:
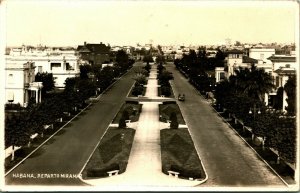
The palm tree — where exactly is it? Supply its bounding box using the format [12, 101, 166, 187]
[234, 64, 275, 102]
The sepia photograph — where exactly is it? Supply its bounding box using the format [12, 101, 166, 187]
[0, 0, 299, 191]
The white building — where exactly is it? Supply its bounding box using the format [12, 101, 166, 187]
[267, 54, 297, 112]
[5, 61, 43, 107]
[249, 48, 275, 65]
[6, 46, 80, 88]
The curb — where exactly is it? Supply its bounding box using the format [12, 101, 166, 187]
[211, 105, 290, 187]
[5, 66, 134, 177]
[5, 103, 92, 176]
[77, 66, 137, 184]
[169, 80, 208, 186]
[187, 76, 289, 187]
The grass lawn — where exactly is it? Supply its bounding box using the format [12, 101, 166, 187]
[82, 127, 135, 179]
[112, 103, 143, 124]
[159, 103, 185, 124]
[160, 128, 206, 180]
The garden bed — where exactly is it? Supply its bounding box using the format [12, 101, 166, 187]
[159, 103, 185, 124]
[112, 103, 143, 124]
[157, 79, 175, 98]
[160, 128, 206, 180]
[82, 127, 135, 179]
[128, 83, 147, 97]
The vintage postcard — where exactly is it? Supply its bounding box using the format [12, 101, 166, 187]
[0, 0, 299, 191]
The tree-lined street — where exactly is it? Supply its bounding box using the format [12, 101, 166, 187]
[166, 63, 285, 186]
[5, 63, 143, 185]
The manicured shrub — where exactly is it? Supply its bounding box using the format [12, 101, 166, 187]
[132, 85, 143, 96]
[161, 86, 171, 97]
[119, 117, 126, 128]
[122, 110, 130, 120]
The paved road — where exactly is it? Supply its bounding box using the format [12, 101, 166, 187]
[5, 62, 143, 186]
[166, 63, 285, 187]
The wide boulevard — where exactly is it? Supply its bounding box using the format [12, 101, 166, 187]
[166, 62, 285, 187]
[5, 62, 143, 186]
[5, 62, 286, 188]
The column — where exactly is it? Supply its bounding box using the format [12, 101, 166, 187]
[35, 90, 38, 103]
[39, 89, 42, 103]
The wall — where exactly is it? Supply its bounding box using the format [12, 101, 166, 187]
[249, 48, 275, 64]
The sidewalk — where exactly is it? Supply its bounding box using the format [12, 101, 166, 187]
[81, 64, 202, 187]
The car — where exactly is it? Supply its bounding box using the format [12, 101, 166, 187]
[178, 94, 185, 101]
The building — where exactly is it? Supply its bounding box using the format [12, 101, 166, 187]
[77, 42, 111, 65]
[5, 61, 43, 107]
[249, 48, 275, 65]
[6, 47, 80, 88]
[267, 54, 297, 112]
[216, 49, 297, 112]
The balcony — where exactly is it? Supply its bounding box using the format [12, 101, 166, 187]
[29, 82, 43, 90]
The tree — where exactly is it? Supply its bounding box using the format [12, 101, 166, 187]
[161, 86, 171, 97]
[118, 117, 126, 128]
[158, 70, 173, 84]
[79, 65, 92, 79]
[122, 110, 130, 120]
[134, 67, 148, 77]
[143, 55, 153, 65]
[234, 64, 275, 102]
[35, 72, 55, 98]
[155, 55, 165, 64]
[273, 87, 283, 110]
[169, 112, 178, 129]
[284, 75, 296, 115]
[97, 66, 115, 90]
[133, 74, 147, 85]
[235, 41, 242, 46]
[116, 50, 129, 71]
[132, 85, 143, 96]
[5, 114, 30, 161]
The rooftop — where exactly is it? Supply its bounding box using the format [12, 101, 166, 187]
[242, 56, 258, 64]
[267, 55, 296, 62]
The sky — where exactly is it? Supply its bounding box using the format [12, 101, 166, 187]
[2, 0, 299, 47]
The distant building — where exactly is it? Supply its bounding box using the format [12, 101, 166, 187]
[5, 61, 43, 107]
[76, 42, 110, 65]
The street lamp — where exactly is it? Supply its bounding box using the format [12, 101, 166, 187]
[249, 103, 261, 120]
[249, 103, 261, 141]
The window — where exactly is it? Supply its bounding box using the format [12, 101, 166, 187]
[220, 72, 225, 80]
[236, 54, 239, 58]
[66, 63, 73, 70]
[50, 63, 61, 70]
